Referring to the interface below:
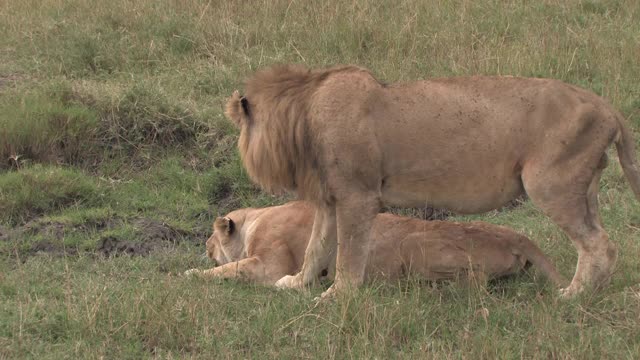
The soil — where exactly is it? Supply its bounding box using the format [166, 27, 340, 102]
[96, 218, 195, 257]
[28, 241, 78, 257]
[96, 236, 156, 257]
[133, 218, 191, 243]
[8, 216, 203, 259]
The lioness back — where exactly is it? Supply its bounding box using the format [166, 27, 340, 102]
[365, 213, 564, 285]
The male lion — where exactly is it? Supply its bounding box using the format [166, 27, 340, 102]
[184, 201, 566, 287]
[225, 64, 640, 299]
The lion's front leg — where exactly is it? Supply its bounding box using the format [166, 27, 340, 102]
[275, 204, 337, 289]
[319, 193, 379, 300]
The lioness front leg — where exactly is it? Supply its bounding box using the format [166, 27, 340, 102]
[275, 205, 336, 289]
[185, 257, 265, 282]
[319, 193, 379, 300]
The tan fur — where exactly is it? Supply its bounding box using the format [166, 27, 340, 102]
[225, 64, 640, 298]
[226, 65, 352, 199]
[185, 202, 566, 287]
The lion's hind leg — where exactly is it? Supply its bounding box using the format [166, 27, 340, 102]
[522, 153, 616, 297]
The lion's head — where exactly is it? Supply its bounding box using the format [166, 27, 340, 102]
[205, 216, 244, 266]
[224, 64, 324, 200]
[225, 64, 368, 202]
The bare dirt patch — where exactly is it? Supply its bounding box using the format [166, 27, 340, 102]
[28, 241, 78, 257]
[6, 216, 202, 259]
[96, 218, 194, 257]
[133, 218, 191, 243]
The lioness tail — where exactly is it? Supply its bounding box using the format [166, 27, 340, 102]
[519, 236, 567, 288]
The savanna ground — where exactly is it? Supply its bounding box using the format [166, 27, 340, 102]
[1, 0, 640, 358]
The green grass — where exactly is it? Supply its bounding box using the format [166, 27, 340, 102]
[1, 0, 640, 358]
[3, 254, 640, 358]
[0, 165, 103, 225]
[0, 82, 100, 168]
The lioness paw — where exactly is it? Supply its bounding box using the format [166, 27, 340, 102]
[184, 269, 201, 277]
[313, 286, 337, 304]
[559, 283, 584, 299]
[275, 274, 304, 289]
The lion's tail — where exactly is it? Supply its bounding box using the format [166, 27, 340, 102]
[614, 114, 640, 201]
[519, 236, 567, 288]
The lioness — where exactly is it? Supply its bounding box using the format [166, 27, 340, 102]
[225, 64, 640, 299]
[185, 202, 566, 288]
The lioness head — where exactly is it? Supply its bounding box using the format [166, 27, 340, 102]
[205, 216, 244, 266]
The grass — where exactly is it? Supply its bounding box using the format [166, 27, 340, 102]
[3, 254, 640, 358]
[0, 82, 99, 168]
[1, 0, 640, 358]
[0, 165, 103, 225]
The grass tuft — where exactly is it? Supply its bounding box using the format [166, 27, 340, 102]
[0, 82, 99, 168]
[0, 165, 102, 225]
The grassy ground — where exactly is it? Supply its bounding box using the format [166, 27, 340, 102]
[1, 0, 640, 358]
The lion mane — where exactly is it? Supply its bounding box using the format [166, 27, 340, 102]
[225, 64, 373, 200]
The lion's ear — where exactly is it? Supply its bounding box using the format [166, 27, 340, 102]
[224, 90, 250, 128]
[214, 216, 235, 235]
[240, 96, 250, 117]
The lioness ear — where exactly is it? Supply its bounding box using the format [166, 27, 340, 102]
[214, 216, 235, 235]
[224, 217, 235, 235]
[224, 90, 250, 128]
